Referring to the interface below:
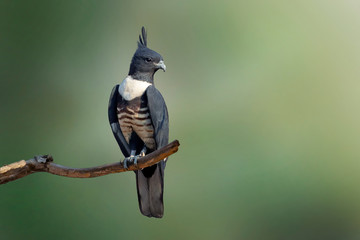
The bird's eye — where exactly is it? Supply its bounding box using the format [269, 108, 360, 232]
[145, 58, 152, 62]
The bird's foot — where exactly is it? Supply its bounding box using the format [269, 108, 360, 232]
[34, 155, 53, 163]
[139, 146, 147, 157]
[123, 155, 140, 169]
[123, 156, 134, 169]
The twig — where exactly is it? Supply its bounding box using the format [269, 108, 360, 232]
[0, 140, 180, 185]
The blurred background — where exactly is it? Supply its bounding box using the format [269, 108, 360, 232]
[1, 0, 360, 239]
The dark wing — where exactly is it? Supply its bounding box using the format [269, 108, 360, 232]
[108, 84, 131, 157]
[146, 85, 169, 150]
[135, 86, 169, 218]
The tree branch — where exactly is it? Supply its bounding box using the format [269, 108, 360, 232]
[0, 140, 180, 185]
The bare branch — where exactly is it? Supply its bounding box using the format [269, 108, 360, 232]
[0, 140, 180, 185]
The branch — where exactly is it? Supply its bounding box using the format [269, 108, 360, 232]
[0, 140, 180, 185]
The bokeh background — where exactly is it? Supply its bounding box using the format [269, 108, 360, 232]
[1, 0, 360, 239]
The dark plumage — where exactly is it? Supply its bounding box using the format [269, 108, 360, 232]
[128, 27, 166, 83]
[108, 27, 169, 218]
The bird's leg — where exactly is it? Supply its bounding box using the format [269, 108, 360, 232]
[123, 150, 136, 169]
[123, 146, 147, 168]
[139, 145, 147, 157]
[133, 145, 147, 165]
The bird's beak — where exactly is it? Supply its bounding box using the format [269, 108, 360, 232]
[155, 60, 166, 72]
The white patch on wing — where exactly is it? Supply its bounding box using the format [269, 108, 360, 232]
[119, 76, 152, 101]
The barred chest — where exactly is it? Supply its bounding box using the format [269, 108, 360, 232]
[117, 95, 156, 150]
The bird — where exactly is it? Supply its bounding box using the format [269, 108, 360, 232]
[108, 27, 169, 218]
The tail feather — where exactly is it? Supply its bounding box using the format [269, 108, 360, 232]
[136, 163, 164, 218]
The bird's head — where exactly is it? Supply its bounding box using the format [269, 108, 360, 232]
[128, 27, 166, 83]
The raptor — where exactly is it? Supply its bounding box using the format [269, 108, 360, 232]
[108, 27, 169, 218]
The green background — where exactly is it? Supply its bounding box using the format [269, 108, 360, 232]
[1, 0, 360, 239]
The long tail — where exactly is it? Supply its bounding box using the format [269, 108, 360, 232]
[135, 162, 164, 218]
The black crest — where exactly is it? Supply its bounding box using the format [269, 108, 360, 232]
[138, 26, 147, 48]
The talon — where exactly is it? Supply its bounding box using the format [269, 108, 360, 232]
[139, 146, 147, 157]
[35, 155, 51, 163]
[123, 155, 135, 169]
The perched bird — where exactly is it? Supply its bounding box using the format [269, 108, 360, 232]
[108, 27, 169, 218]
